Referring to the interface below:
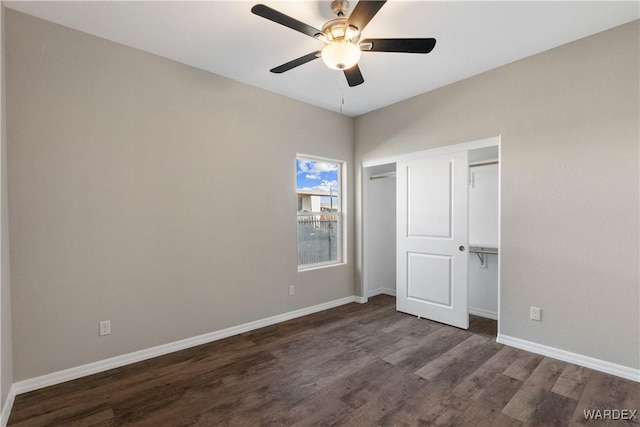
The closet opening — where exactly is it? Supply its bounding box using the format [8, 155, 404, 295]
[361, 137, 500, 337]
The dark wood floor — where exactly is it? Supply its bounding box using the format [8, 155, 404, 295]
[9, 295, 639, 426]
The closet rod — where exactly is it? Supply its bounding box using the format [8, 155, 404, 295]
[469, 160, 499, 168]
[369, 172, 396, 180]
[469, 248, 499, 255]
[469, 247, 498, 267]
[469, 246, 498, 255]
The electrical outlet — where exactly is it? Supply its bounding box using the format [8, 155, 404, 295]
[530, 307, 541, 321]
[99, 320, 111, 336]
[289, 285, 295, 296]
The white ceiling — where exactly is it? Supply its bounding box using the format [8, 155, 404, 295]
[5, 1, 639, 116]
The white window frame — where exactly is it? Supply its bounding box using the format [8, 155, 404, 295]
[296, 154, 346, 271]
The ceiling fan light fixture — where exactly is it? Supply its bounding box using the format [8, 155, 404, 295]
[327, 24, 345, 40]
[321, 41, 361, 70]
[345, 25, 359, 41]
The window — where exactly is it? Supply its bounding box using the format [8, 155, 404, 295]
[296, 156, 344, 269]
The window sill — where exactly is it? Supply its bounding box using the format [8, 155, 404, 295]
[298, 261, 346, 272]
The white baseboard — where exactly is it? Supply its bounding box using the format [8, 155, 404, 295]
[497, 334, 640, 383]
[469, 307, 498, 320]
[367, 287, 396, 298]
[354, 296, 368, 304]
[12, 296, 357, 397]
[1, 384, 16, 427]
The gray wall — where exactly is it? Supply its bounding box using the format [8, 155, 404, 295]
[6, 10, 354, 381]
[1, 4, 13, 412]
[355, 21, 640, 369]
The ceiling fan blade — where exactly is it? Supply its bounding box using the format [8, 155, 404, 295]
[361, 38, 437, 53]
[270, 51, 321, 73]
[344, 64, 365, 87]
[251, 4, 323, 39]
[347, 1, 387, 32]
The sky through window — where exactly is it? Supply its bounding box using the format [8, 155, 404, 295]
[296, 159, 338, 197]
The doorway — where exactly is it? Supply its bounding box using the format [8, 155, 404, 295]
[362, 137, 500, 331]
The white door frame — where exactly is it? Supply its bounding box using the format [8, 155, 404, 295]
[361, 136, 501, 330]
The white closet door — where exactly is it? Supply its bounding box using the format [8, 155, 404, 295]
[396, 151, 469, 329]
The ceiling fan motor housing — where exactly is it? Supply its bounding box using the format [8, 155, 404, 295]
[322, 17, 360, 43]
[331, 0, 350, 16]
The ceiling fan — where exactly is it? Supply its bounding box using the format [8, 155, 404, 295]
[251, 0, 436, 87]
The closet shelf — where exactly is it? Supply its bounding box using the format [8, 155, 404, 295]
[469, 246, 498, 268]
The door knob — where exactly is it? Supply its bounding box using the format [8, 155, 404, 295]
[459, 245, 465, 252]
